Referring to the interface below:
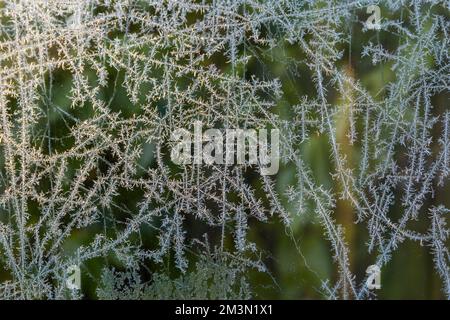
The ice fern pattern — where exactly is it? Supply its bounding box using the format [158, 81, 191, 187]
[0, 0, 448, 299]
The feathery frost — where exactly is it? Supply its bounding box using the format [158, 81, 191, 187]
[0, 0, 448, 299]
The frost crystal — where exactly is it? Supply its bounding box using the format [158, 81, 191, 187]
[0, 0, 448, 299]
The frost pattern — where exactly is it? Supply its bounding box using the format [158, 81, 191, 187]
[0, 0, 448, 299]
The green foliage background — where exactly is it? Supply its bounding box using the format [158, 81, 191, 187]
[0, 1, 448, 299]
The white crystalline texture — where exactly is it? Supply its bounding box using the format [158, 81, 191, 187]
[0, 0, 448, 299]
